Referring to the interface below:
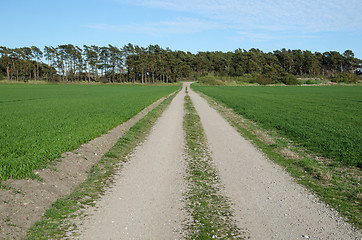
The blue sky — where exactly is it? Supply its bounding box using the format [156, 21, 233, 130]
[1, 0, 361, 58]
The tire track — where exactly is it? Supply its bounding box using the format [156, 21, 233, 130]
[58, 82, 360, 240]
[188, 85, 361, 239]
[0, 95, 169, 240]
[182, 92, 245, 239]
[74, 85, 187, 239]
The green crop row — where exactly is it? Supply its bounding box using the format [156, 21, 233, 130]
[0, 84, 178, 181]
[192, 85, 362, 167]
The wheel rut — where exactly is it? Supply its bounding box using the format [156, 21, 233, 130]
[73, 86, 186, 239]
[188, 85, 361, 239]
[68, 82, 360, 240]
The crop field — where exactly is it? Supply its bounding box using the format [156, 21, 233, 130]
[193, 85, 362, 168]
[0, 84, 178, 181]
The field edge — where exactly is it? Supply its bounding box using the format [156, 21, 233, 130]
[24, 90, 179, 239]
[191, 86, 362, 230]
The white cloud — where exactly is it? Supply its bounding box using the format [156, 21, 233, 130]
[236, 31, 276, 42]
[123, 0, 362, 32]
[85, 17, 222, 36]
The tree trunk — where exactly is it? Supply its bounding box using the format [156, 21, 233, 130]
[6, 63, 10, 80]
[87, 62, 90, 82]
[34, 63, 37, 82]
[37, 59, 40, 80]
[11, 59, 15, 80]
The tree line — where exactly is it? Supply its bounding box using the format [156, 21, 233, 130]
[0, 44, 361, 83]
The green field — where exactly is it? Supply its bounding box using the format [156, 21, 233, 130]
[193, 85, 362, 167]
[0, 84, 178, 180]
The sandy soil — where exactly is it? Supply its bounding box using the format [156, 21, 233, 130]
[0, 96, 168, 240]
[188, 85, 361, 240]
[72, 86, 187, 239]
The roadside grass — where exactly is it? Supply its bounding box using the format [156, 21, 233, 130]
[193, 89, 362, 230]
[183, 93, 245, 239]
[25, 91, 178, 240]
[0, 84, 178, 181]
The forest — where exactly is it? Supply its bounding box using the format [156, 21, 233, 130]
[0, 44, 361, 84]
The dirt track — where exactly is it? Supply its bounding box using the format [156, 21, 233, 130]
[188, 86, 361, 239]
[1, 82, 360, 240]
[69, 82, 361, 239]
[0, 95, 167, 240]
[73, 85, 186, 239]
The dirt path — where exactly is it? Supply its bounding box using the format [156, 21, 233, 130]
[73, 86, 187, 239]
[188, 85, 361, 239]
[20, 82, 360, 239]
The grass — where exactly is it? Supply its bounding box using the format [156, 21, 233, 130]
[192, 85, 362, 168]
[193, 88, 362, 229]
[0, 84, 178, 181]
[183, 93, 244, 239]
[25, 90, 179, 240]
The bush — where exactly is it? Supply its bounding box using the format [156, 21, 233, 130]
[332, 72, 359, 83]
[0, 73, 4, 80]
[234, 74, 255, 83]
[208, 74, 258, 85]
[100, 77, 109, 83]
[256, 75, 273, 85]
[281, 74, 298, 85]
[197, 75, 225, 85]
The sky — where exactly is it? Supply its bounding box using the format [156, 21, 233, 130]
[1, 0, 361, 58]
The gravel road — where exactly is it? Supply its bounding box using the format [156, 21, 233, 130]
[188, 85, 361, 240]
[0, 95, 167, 240]
[73, 83, 361, 240]
[75, 85, 186, 239]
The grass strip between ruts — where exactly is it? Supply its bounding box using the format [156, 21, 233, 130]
[183, 91, 245, 239]
[25, 90, 179, 240]
[193, 89, 362, 230]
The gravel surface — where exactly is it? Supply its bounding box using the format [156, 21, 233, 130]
[74, 86, 187, 239]
[7, 82, 360, 240]
[188, 85, 361, 240]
